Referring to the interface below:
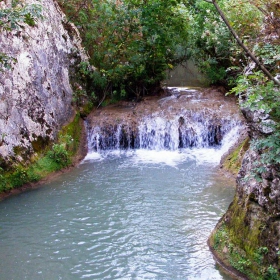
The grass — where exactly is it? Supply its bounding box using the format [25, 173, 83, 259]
[0, 113, 83, 193]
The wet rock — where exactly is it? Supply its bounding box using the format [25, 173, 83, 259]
[86, 88, 246, 151]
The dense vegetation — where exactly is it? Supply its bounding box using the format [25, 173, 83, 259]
[58, 0, 190, 104]
[57, 0, 280, 177]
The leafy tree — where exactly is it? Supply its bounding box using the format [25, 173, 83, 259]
[58, 0, 190, 103]
[183, 0, 279, 85]
[205, 0, 280, 86]
[183, 0, 235, 84]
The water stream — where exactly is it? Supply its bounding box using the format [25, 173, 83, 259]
[0, 152, 235, 280]
[0, 87, 243, 279]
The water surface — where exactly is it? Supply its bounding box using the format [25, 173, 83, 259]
[0, 151, 235, 279]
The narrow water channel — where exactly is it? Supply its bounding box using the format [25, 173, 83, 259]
[0, 149, 235, 279]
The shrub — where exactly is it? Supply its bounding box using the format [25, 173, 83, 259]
[47, 144, 71, 169]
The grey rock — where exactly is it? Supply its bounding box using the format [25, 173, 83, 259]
[0, 0, 88, 164]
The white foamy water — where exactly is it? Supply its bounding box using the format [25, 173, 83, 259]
[83, 124, 244, 167]
[83, 151, 103, 161]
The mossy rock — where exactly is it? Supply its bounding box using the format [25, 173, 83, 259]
[0, 113, 84, 194]
[223, 138, 250, 175]
[210, 195, 280, 280]
[31, 136, 51, 153]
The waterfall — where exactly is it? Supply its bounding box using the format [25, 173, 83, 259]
[87, 114, 240, 152]
[84, 87, 246, 165]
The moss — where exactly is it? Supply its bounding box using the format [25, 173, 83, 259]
[58, 113, 83, 157]
[0, 113, 84, 194]
[80, 101, 94, 118]
[13, 146, 24, 155]
[223, 138, 250, 175]
[210, 195, 280, 279]
[31, 136, 51, 153]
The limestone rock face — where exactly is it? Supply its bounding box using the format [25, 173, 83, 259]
[0, 0, 87, 165]
[212, 104, 280, 277]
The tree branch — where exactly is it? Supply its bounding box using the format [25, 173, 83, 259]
[208, 0, 280, 86]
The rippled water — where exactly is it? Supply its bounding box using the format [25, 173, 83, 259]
[0, 151, 235, 280]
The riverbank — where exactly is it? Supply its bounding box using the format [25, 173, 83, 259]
[208, 234, 249, 280]
[0, 115, 88, 201]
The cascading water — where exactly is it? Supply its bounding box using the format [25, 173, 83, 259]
[87, 114, 240, 152]
[85, 87, 246, 165]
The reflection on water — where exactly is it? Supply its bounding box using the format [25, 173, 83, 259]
[0, 152, 235, 279]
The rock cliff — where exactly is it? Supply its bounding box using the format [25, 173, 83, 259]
[0, 0, 87, 167]
[210, 98, 280, 279]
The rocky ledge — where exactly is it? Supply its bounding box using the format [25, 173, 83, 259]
[209, 103, 280, 279]
[86, 87, 246, 151]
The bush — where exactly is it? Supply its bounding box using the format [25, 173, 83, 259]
[47, 144, 71, 169]
[0, 167, 8, 192]
[265, 265, 280, 280]
[230, 72, 280, 177]
[9, 167, 29, 188]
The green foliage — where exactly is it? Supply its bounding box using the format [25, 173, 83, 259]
[0, 167, 8, 192]
[0, 3, 43, 30]
[202, 60, 227, 84]
[265, 265, 280, 280]
[184, 0, 235, 84]
[211, 220, 279, 279]
[213, 223, 253, 274]
[9, 167, 29, 188]
[230, 72, 280, 176]
[47, 144, 70, 169]
[72, 61, 104, 108]
[184, 0, 264, 84]
[58, 114, 82, 156]
[254, 247, 269, 264]
[253, 44, 280, 71]
[58, 0, 190, 101]
[0, 52, 17, 71]
[225, 0, 263, 41]
[230, 254, 252, 273]
[213, 223, 228, 250]
[0, 3, 43, 71]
